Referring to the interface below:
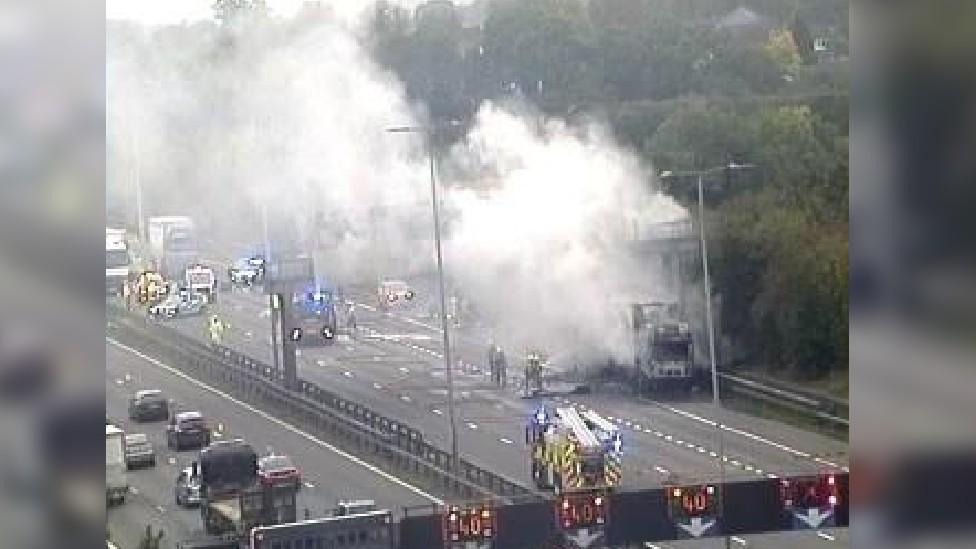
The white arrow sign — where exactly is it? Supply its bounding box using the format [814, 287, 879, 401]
[795, 507, 833, 529]
[678, 517, 716, 538]
[566, 527, 604, 548]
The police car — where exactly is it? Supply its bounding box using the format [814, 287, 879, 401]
[227, 256, 265, 286]
[148, 291, 207, 319]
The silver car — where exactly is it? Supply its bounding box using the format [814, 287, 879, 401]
[174, 466, 202, 507]
[124, 433, 156, 469]
[148, 292, 206, 319]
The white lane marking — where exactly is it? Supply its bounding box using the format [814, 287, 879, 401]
[467, 422, 478, 430]
[731, 536, 748, 545]
[373, 382, 383, 390]
[499, 438, 513, 444]
[817, 531, 835, 541]
[662, 404, 818, 461]
[431, 409, 443, 415]
[107, 338, 443, 504]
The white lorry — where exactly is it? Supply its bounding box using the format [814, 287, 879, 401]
[106, 228, 131, 295]
[106, 424, 128, 505]
[185, 264, 218, 303]
[148, 216, 199, 280]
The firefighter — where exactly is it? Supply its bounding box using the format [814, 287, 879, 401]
[488, 344, 507, 388]
[525, 351, 544, 394]
[207, 314, 227, 346]
[122, 279, 132, 311]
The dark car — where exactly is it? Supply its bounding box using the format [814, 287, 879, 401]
[166, 411, 211, 451]
[257, 454, 302, 490]
[124, 433, 156, 469]
[128, 389, 169, 422]
[174, 465, 202, 507]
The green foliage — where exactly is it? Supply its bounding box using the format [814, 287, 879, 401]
[365, 0, 850, 379]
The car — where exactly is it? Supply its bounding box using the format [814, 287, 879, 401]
[128, 389, 169, 422]
[124, 433, 156, 469]
[148, 291, 206, 319]
[166, 411, 211, 451]
[228, 256, 265, 287]
[257, 454, 301, 490]
[377, 279, 414, 309]
[174, 465, 202, 507]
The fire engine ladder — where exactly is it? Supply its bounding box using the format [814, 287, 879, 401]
[582, 410, 619, 440]
[555, 407, 600, 449]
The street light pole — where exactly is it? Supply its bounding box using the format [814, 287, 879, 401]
[662, 161, 754, 549]
[695, 172, 728, 549]
[428, 137, 459, 472]
[387, 124, 460, 472]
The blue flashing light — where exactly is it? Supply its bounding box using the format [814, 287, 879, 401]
[534, 408, 547, 424]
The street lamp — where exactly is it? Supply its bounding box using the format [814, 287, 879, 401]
[659, 159, 756, 549]
[386, 121, 462, 472]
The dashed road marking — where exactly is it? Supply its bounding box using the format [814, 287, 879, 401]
[107, 337, 443, 504]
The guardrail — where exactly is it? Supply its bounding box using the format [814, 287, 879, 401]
[107, 307, 542, 505]
[718, 371, 848, 439]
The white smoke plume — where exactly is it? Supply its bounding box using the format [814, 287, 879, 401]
[107, 1, 688, 365]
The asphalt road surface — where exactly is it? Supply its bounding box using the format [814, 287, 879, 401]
[149, 284, 846, 489]
[106, 340, 437, 549]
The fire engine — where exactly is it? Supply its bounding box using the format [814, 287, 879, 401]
[526, 406, 622, 494]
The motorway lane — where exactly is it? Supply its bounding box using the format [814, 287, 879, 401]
[642, 526, 849, 549]
[106, 341, 437, 547]
[344, 289, 849, 474]
[154, 291, 759, 489]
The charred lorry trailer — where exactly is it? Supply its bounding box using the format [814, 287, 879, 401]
[630, 302, 700, 394]
[197, 439, 297, 538]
